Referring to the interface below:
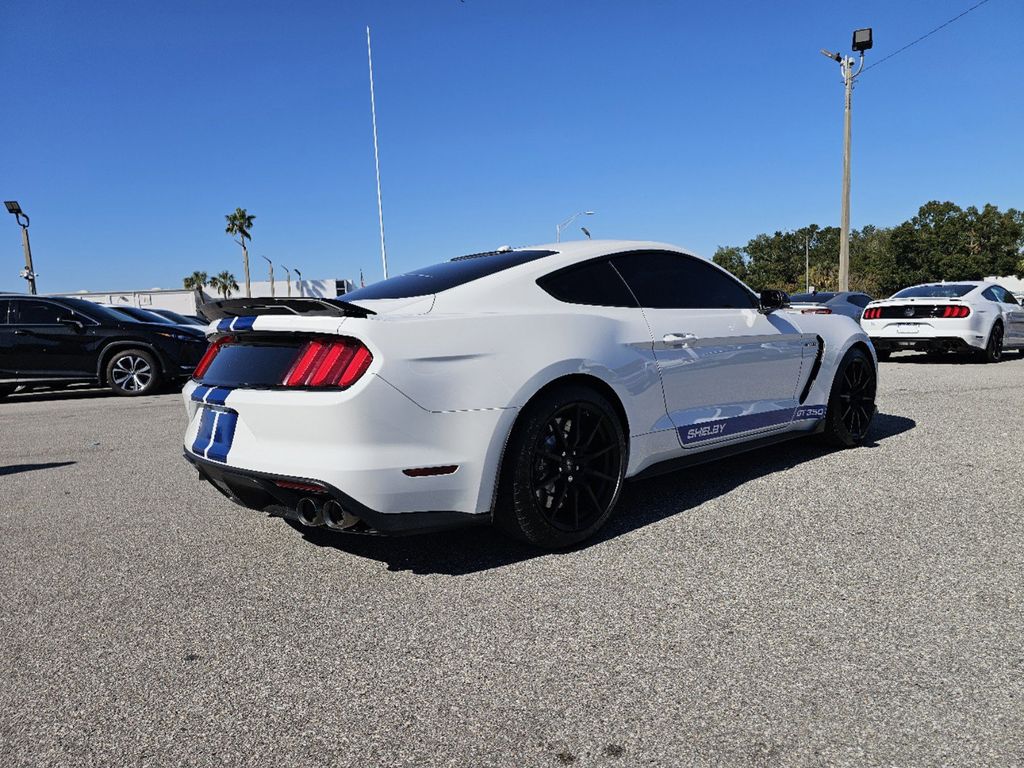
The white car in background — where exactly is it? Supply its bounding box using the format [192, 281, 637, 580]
[861, 281, 1024, 362]
[182, 241, 877, 548]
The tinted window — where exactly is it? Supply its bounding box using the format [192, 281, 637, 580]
[344, 249, 556, 301]
[891, 284, 975, 299]
[847, 294, 872, 308]
[610, 251, 757, 309]
[1001, 288, 1020, 306]
[13, 299, 66, 324]
[537, 259, 638, 307]
[0, 299, 9, 324]
[982, 287, 1000, 302]
[110, 305, 176, 324]
[791, 292, 837, 303]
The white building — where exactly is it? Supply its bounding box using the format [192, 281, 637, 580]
[57, 277, 355, 315]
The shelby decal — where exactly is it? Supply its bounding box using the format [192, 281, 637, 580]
[679, 405, 828, 446]
[215, 316, 256, 332]
[190, 385, 233, 406]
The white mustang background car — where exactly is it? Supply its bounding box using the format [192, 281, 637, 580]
[861, 281, 1024, 362]
[183, 241, 877, 548]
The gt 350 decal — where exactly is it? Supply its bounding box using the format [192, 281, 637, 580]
[679, 405, 827, 446]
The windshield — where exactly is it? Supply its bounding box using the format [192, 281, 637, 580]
[790, 292, 837, 303]
[344, 249, 557, 301]
[891, 284, 976, 299]
[153, 309, 200, 324]
[55, 298, 143, 324]
[109, 305, 176, 324]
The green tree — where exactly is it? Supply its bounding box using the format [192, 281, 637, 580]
[224, 207, 255, 297]
[208, 271, 239, 299]
[712, 246, 747, 282]
[183, 271, 208, 290]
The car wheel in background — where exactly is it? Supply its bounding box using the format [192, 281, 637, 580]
[820, 347, 877, 448]
[106, 349, 161, 396]
[0, 385, 16, 400]
[980, 322, 1003, 364]
[495, 383, 627, 549]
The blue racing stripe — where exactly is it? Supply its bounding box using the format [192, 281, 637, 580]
[204, 387, 232, 406]
[217, 318, 233, 332]
[190, 408, 217, 455]
[205, 411, 238, 463]
[190, 385, 210, 403]
[232, 316, 256, 331]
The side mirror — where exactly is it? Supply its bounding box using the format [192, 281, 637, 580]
[759, 289, 790, 314]
[57, 316, 84, 331]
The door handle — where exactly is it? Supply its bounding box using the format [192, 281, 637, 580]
[663, 333, 696, 347]
[13, 330, 27, 336]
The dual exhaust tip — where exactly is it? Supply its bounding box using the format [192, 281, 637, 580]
[295, 497, 360, 531]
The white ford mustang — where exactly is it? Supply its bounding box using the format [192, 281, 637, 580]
[182, 241, 877, 548]
[861, 281, 1024, 362]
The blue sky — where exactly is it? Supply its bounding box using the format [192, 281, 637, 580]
[2, 0, 1021, 294]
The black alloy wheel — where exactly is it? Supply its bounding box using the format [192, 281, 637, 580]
[496, 384, 626, 549]
[981, 322, 1003, 363]
[821, 347, 877, 448]
[106, 349, 161, 396]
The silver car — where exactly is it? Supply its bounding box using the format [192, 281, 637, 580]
[787, 291, 873, 320]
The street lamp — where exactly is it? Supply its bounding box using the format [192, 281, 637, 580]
[262, 255, 275, 297]
[4, 200, 37, 294]
[294, 267, 303, 297]
[820, 27, 872, 293]
[556, 210, 595, 242]
[281, 265, 292, 297]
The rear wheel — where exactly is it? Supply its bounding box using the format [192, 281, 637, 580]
[821, 347, 877, 448]
[106, 349, 161, 396]
[494, 384, 627, 549]
[979, 322, 1004, 363]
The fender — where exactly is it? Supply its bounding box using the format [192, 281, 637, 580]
[96, 340, 171, 382]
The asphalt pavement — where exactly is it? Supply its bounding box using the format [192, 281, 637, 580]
[2, 353, 1022, 767]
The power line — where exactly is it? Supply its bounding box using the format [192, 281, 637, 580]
[862, 0, 994, 74]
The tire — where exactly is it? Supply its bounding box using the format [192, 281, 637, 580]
[494, 384, 627, 549]
[106, 349, 161, 396]
[979, 322, 1004, 364]
[820, 347, 877, 448]
[875, 349, 891, 362]
[0, 385, 16, 400]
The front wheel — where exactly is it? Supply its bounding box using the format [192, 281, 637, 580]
[494, 384, 627, 549]
[106, 349, 161, 396]
[820, 347, 877, 448]
[979, 322, 1004, 363]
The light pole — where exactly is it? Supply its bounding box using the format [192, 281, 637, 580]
[4, 201, 37, 294]
[281, 265, 292, 297]
[262, 256, 275, 297]
[294, 267, 303, 297]
[821, 27, 872, 292]
[556, 211, 595, 242]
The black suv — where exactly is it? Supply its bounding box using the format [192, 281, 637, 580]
[0, 294, 209, 398]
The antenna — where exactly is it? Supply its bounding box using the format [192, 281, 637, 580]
[367, 26, 389, 279]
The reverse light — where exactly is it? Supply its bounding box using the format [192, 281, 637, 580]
[940, 305, 970, 318]
[192, 336, 233, 379]
[283, 338, 373, 388]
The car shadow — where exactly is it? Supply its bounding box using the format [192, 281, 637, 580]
[289, 412, 916, 576]
[883, 352, 983, 365]
[0, 461, 77, 476]
[5, 385, 118, 403]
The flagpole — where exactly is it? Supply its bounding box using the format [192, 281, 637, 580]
[367, 26, 389, 279]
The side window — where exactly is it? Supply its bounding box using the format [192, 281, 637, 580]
[12, 300, 66, 325]
[537, 258, 638, 307]
[848, 294, 871, 308]
[610, 250, 757, 309]
[0, 299, 9, 324]
[995, 286, 1018, 305]
[982, 287, 1000, 302]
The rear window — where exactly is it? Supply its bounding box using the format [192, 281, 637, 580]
[343, 249, 556, 301]
[891, 284, 975, 299]
[790, 292, 836, 303]
[537, 259, 638, 307]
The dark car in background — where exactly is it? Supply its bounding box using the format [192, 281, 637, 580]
[785, 291, 874, 320]
[0, 295, 208, 398]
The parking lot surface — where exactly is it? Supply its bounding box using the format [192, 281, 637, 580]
[2, 355, 1022, 767]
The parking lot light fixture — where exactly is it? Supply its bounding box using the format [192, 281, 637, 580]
[556, 211, 595, 242]
[294, 267, 303, 297]
[5, 200, 37, 295]
[282, 265, 292, 297]
[262, 256, 275, 297]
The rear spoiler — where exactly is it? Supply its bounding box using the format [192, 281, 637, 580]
[198, 297, 376, 322]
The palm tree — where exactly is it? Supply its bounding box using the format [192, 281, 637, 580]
[208, 271, 239, 299]
[225, 208, 255, 298]
[183, 271, 208, 290]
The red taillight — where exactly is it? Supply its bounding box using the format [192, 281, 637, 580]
[940, 305, 970, 318]
[863, 307, 881, 319]
[801, 307, 832, 314]
[283, 338, 373, 388]
[192, 336, 232, 379]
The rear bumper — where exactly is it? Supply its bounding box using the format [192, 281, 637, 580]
[870, 336, 977, 353]
[184, 451, 489, 535]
